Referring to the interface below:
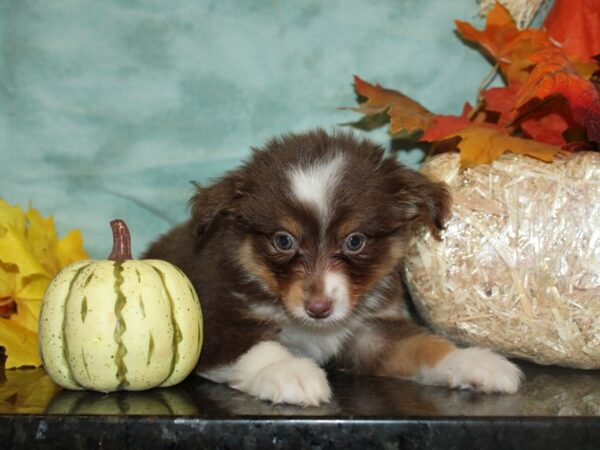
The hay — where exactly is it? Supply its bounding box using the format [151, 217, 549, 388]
[404, 152, 600, 369]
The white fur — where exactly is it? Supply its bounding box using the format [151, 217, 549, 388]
[249, 303, 287, 322]
[200, 341, 331, 406]
[242, 269, 273, 294]
[362, 275, 393, 309]
[323, 270, 350, 321]
[349, 326, 386, 363]
[289, 154, 346, 225]
[230, 291, 248, 302]
[288, 270, 351, 323]
[415, 347, 523, 394]
[279, 321, 353, 364]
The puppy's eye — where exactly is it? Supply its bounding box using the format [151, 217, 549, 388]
[274, 231, 296, 252]
[344, 233, 366, 253]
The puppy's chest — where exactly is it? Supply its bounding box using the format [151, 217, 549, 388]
[277, 323, 355, 365]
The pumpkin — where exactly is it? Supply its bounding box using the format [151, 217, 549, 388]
[38, 219, 203, 392]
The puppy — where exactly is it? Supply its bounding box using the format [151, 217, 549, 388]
[144, 129, 522, 406]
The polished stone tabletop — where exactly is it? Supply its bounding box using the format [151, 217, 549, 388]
[1, 361, 599, 449]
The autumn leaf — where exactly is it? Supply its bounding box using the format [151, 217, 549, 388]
[513, 48, 600, 144]
[439, 126, 561, 168]
[0, 319, 40, 370]
[521, 113, 572, 146]
[0, 199, 89, 369]
[544, 0, 600, 62]
[455, 2, 516, 59]
[420, 102, 504, 140]
[483, 85, 580, 146]
[455, 3, 551, 83]
[349, 76, 435, 136]
[344, 0, 597, 168]
[519, 97, 581, 146]
[419, 102, 560, 167]
[481, 85, 519, 122]
[420, 103, 497, 142]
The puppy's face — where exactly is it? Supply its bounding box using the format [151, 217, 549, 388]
[191, 131, 449, 327]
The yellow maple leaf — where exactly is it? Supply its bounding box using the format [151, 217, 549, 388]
[0, 199, 89, 369]
[0, 318, 40, 369]
[444, 126, 562, 168]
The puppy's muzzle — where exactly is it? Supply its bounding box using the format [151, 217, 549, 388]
[304, 297, 332, 319]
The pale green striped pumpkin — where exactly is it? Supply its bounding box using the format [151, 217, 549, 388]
[38, 220, 203, 392]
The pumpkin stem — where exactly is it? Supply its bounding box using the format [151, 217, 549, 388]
[108, 219, 133, 262]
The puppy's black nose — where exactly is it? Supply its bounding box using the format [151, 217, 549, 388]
[304, 299, 332, 319]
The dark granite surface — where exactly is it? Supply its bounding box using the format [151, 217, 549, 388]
[1, 362, 599, 449]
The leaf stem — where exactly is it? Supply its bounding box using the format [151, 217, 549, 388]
[469, 62, 501, 120]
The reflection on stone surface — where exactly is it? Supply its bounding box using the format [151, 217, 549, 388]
[0, 368, 61, 414]
[1, 363, 599, 417]
[46, 388, 199, 416]
[194, 381, 341, 416]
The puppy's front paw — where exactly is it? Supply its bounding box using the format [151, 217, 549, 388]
[418, 347, 523, 394]
[233, 357, 331, 406]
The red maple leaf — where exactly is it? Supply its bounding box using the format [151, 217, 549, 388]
[481, 85, 520, 124]
[420, 103, 503, 143]
[544, 0, 600, 62]
[513, 49, 600, 144]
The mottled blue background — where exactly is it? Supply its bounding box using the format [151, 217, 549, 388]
[1, 0, 511, 257]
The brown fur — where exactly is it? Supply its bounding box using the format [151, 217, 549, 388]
[143, 129, 453, 378]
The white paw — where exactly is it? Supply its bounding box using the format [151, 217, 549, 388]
[417, 347, 523, 394]
[233, 357, 331, 406]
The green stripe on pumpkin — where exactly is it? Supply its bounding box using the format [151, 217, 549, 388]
[152, 267, 182, 384]
[136, 270, 146, 318]
[138, 295, 146, 319]
[196, 319, 202, 362]
[84, 272, 94, 287]
[113, 262, 129, 389]
[187, 284, 202, 362]
[147, 333, 155, 366]
[62, 263, 92, 388]
[81, 296, 88, 322]
[81, 348, 92, 382]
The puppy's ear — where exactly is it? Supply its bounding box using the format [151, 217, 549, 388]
[391, 168, 451, 239]
[188, 171, 247, 238]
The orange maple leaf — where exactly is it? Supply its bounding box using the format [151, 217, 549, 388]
[441, 126, 561, 168]
[513, 49, 600, 144]
[350, 76, 435, 135]
[455, 3, 551, 83]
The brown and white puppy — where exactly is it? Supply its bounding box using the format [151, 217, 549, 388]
[144, 129, 522, 406]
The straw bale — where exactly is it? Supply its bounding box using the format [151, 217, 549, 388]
[405, 152, 600, 369]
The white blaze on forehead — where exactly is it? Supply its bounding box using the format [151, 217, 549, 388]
[289, 153, 346, 223]
[324, 271, 350, 321]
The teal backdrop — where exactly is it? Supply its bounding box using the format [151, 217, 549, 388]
[0, 0, 548, 258]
